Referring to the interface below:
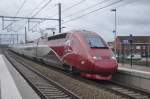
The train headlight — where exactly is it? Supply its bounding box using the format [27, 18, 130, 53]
[92, 56, 102, 60]
[111, 56, 116, 60]
[81, 60, 85, 64]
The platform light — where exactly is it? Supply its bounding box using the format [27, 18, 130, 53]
[111, 8, 117, 57]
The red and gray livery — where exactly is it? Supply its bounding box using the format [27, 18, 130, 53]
[10, 30, 118, 80]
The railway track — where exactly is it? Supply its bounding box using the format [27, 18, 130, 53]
[5, 51, 80, 99]
[75, 76, 150, 99]
[97, 81, 150, 99]
[5, 50, 150, 99]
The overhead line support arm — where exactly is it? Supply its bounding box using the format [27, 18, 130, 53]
[0, 15, 59, 21]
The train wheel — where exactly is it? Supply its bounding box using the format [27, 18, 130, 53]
[63, 64, 80, 75]
[33, 57, 37, 61]
[71, 67, 80, 76]
[40, 59, 45, 64]
[63, 64, 70, 71]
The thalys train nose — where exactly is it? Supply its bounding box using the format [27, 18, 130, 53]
[94, 60, 118, 73]
[80, 60, 118, 80]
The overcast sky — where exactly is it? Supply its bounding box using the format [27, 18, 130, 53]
[0, 0, 150, 42]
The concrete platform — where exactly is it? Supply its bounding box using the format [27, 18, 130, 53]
[119, 63, 150, 72]
[0, 80, 1, 99]
[0, 54, 40, 99]
[113, 65, 150, 91]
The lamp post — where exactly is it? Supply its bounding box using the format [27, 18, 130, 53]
[111, 9, 117, 57]
[129, 34, 133, 68]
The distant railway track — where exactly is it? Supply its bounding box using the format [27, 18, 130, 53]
[97, 81, 150, 99]
[5, 50, 150, 99]
[5, 51, 81, 99]
[76, 76, 150, 99]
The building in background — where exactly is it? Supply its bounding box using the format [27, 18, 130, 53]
[112, 36, 150, 57]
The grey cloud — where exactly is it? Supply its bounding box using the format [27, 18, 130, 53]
[0, 0, 150, 42]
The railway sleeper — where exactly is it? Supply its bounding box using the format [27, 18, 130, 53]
[37, 86, 58, 89]
[43, 92, 64, 95]
[121, 91, 136, 94]
[42, 90, 65, 94]
[133, 96, 149, 99]
[45, 95, 71, 99]
[43, 92, 67, 96]
[35, 84, 54, 87]
[127, 93, 143, 96]
[35, 83, 54, 86]
[112, 87, 125, 89]
[116, 89, 130, 92]
[40, 89, 63, 92]
[39, 88, 60, 92]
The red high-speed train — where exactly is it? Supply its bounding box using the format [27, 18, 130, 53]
[10, 30, 118, 80]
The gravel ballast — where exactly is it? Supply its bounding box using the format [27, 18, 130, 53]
[10, 53, 123, 99]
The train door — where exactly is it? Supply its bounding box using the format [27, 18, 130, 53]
[64, 35, 73, 55]
[32, 39, 39, 58]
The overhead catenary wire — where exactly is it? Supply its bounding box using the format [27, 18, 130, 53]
[29, 0, 87, 32]
[14, 0, 27, 16]
[63, 0, 112, 19]
[30, 0, 116, 31]
[27, 0, 48, 16]
[16, 0, 53, 31]
[32, 0, 53, 17]
[115, 0, 140, 9]
[48, 0, 87, 18]
[4, 0, 46, 31]
[53, 0, 123, 27]
[16, 0, 48, 31]
[4, 0, 27, 30]
[30, 0, 118, 32]
[63, 0, 141, 25]
[55, 0, 141, 31]
[62, 0, 87, 13]
[18, 0, 140, 32]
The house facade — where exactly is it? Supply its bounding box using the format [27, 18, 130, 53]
[113, 36, 150, 57]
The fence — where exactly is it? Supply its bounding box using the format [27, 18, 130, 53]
[116, 43, 150, 66]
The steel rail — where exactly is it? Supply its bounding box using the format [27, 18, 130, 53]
[5, 51, 81, 99]
[6, 50, 150, 99]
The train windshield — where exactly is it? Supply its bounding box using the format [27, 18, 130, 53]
[87, 36, 108, 48]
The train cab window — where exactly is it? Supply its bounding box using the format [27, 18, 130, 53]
[87, 36, 108, 48]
